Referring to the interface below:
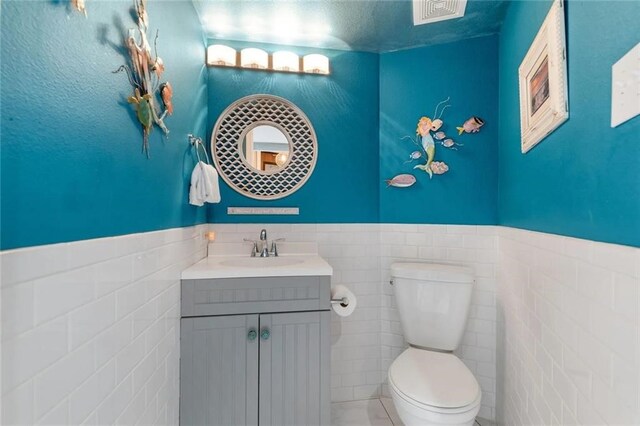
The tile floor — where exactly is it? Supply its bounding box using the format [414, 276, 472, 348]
[331, 398, 496, 426]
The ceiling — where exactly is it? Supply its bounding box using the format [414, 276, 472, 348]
[192, 0, 510, 53]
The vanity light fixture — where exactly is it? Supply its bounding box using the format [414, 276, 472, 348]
[207, 44, 237, 66]
[302, 54, 330, 75]
[240, 48, 269, 69]
[272, 51, 300, 72]
[207, 44, 330, 76]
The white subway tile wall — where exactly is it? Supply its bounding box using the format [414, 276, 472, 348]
[3, 223, 638, 426]
[1, 225, 208, 425]
[496, 227, 640, 425]
[209, 223, 499, 421]
[379, 224, 498, 421]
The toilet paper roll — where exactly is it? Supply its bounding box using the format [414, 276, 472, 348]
[330, 285, 357, 317]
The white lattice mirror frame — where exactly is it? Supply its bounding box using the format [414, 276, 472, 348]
[211, 95, 318, 200]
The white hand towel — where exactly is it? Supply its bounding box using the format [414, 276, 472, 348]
[200, 162, 214, 201]
[203, 163, 221, 203]
[189, 161, 206, 206]
[189, 161, 221, 206]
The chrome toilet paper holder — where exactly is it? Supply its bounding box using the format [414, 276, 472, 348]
[330, 297, 350, 307]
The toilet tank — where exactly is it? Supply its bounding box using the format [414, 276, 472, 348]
[390, 263, 475, 351]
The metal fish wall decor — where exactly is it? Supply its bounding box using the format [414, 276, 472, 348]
[389, 97, 487, 188]
[385, 174, 417, 188]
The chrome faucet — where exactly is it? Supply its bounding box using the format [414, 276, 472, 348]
[259, 229, 269, 257]
[245, 229, 284, 257]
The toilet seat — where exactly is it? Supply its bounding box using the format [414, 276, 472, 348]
[388, 347, 481, 412]
[389, 378, 481, 415]
[389, 382, 481, 426]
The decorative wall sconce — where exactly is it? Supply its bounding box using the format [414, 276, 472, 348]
[206, 44, 329, 75]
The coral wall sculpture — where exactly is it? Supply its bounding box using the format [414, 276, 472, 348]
[113, 0, 173, 157]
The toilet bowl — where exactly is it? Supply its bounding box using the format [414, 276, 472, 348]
[388, 347, 481, 426]
[388, 263, 481, 426]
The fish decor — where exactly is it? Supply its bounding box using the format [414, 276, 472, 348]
[159, 82, 173, 115]
[386, 174, 417, 188]
[127, 89, 153, 151]
[113, 0, 172, 157]
[433, 130, 463, 150]
[440, 138, 463, 150]
[403, 150, 422, 164]
[457, 116, 485, 135]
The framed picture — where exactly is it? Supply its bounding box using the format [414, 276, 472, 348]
[518, 0, 569, 153]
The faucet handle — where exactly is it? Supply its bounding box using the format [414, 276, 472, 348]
[259, 229, 267, 241]
[270, 238, 285, 257]
[243, 238, 259, 257]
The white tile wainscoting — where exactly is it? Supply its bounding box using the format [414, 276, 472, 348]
[1, 223, 638, 426]
[1, 225, 208, 425]
[497, 227, 640, 425]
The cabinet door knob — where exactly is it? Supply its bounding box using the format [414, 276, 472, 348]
[247, 329, 257, 341]
[260, 328, 271, 340]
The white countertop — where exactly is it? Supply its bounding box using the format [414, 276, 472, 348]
[181, 242, 333, 280]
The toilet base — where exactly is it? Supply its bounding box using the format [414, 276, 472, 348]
[389, 384, 481, 426]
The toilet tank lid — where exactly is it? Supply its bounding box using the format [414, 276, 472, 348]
[390, 262, 474, 283]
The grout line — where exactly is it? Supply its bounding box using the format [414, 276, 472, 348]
[378, 398, 394, 424]
[378, 398, 396, 425]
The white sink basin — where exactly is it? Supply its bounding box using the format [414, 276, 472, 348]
[181, 252, 333, 280]
[220, 257, 305, 268]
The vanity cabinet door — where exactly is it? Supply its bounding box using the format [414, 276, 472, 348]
[258, 311, 330, 426]
[180, 314, 259, 426]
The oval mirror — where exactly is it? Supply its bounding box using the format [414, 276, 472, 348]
[240, 124, 291, 173]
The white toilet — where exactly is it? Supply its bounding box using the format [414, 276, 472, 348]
[388, 262, 481, 426]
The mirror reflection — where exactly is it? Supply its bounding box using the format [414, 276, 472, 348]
[241, 125, 290, 172]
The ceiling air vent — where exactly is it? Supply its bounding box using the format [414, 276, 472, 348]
[413, 0, 468, 25]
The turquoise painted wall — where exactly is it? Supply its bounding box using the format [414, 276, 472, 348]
[1, 0, 208, 250]
[498, 0, 640, 247]
[379, 35, 500, 224]
[206, 40, 380, 224]
[5, 1, 636, 249]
